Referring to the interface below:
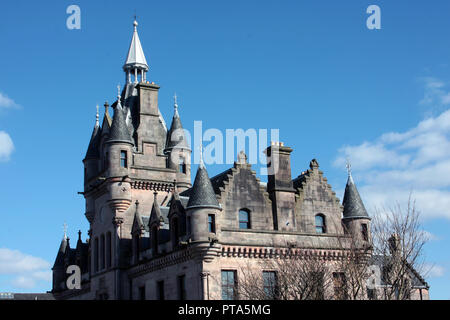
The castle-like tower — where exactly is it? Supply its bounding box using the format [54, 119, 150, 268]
[51, 20, 429, 300]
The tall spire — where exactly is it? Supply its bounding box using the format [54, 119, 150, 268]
[342, 162, 370, 220]
[123, 18, 148, 83]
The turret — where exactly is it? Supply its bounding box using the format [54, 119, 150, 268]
[165, 94, 191, 192]
[186, 156, 221, 242]
[342, 162, 371, 242]
[52, 227, 68, 292]
[104, 91, 133, 213]
[265, 142, 296, 231]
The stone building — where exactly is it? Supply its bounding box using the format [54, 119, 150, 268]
[51, 20, 429, 300]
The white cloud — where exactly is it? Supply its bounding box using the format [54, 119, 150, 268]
[424, 264, 445, 278]
[419, 77, 450, 107]
[334, 104, 450, 220]
[0, 131, 14, 162]
[0, 92, 20, 109]
[0, 248, 52, 290]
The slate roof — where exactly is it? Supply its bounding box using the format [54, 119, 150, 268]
[52, 236, 67, 269]
[85, 130, 100, 160]
[165, 107, 189, 150]
[107, 100, 134, 144]
[342, 174, 370, 220]
[0, 293, 55, 300]
[186, 164, 221, 210]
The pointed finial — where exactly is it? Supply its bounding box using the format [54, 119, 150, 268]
[117, 84, 121, 100]
[63, 222, 68, 240]
[133, 15, 138, 31]
[104, 101, 110, 115]
[198, 144, 204, 168]
[78, 230, 82, 241]
[95, 105, 99, 127]
[346, 158, 352, 177]
[173, 92, 179, 116]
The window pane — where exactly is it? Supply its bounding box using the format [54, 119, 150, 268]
[239, 210, 248, 221]
[263, 271, 277, 299]
[221, 271, 236, 300]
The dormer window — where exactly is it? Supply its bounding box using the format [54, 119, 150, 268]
[171, 217, 180, 247]
[151, 225, 158, 255]
[315, 214, 326, 234]
[120, 151, 127, 168]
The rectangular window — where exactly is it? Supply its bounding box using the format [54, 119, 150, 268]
[106, 232, 112, 268]
[100, 234, 105, 270]
[239, 210, 250, 229]
[94, 237, 99, 272]
[263, 271, 278, 299]
[120, 151, 127, 168]
[221, 270, 237, 300]
[333, 272, 348, 300]
[178, 275, 186, 300]
[310, 272, 324, 299]
[367, 288, 376, 300]
[139, 286, 146, 300]
[187, 216, 191, 235]
[208, 214, 215, 233]
[157, 280, 165, 300]
[361, 223, 368, 241]
[179, 158, 186, 174]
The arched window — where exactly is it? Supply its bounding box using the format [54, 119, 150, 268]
[239, 209, 251, 229]
[172, 217, 180, 247]
[315, 214, 326, 234]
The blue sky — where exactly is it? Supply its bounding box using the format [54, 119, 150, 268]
[0, 0, 449, 299]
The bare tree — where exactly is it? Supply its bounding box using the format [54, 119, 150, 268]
[335, 233, 373, 300]
[238, 249, 333, 300]
[371, 195, 428, 300]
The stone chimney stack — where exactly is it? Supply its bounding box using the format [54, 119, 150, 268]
[265, 142, 296, 231]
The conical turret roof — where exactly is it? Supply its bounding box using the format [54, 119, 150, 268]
[166, 95, 189, 151]
[107, 98, 134, 145]
[343, 173, 370, 220]
[187, 162, 221, 210]
[52, 235, 68, 269]
[84, 109, 101, 159]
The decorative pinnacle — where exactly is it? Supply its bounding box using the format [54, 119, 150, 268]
[133, 15, 138, 31]
[198, 144, 204, 168]
[346, 158, 352, 177]
[63, 222, 68, 240]
[117, 84, 121, 100]
[78, 230, 82, 241]
[104, 101, 109, 115]
[95, 104, 99, 127]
